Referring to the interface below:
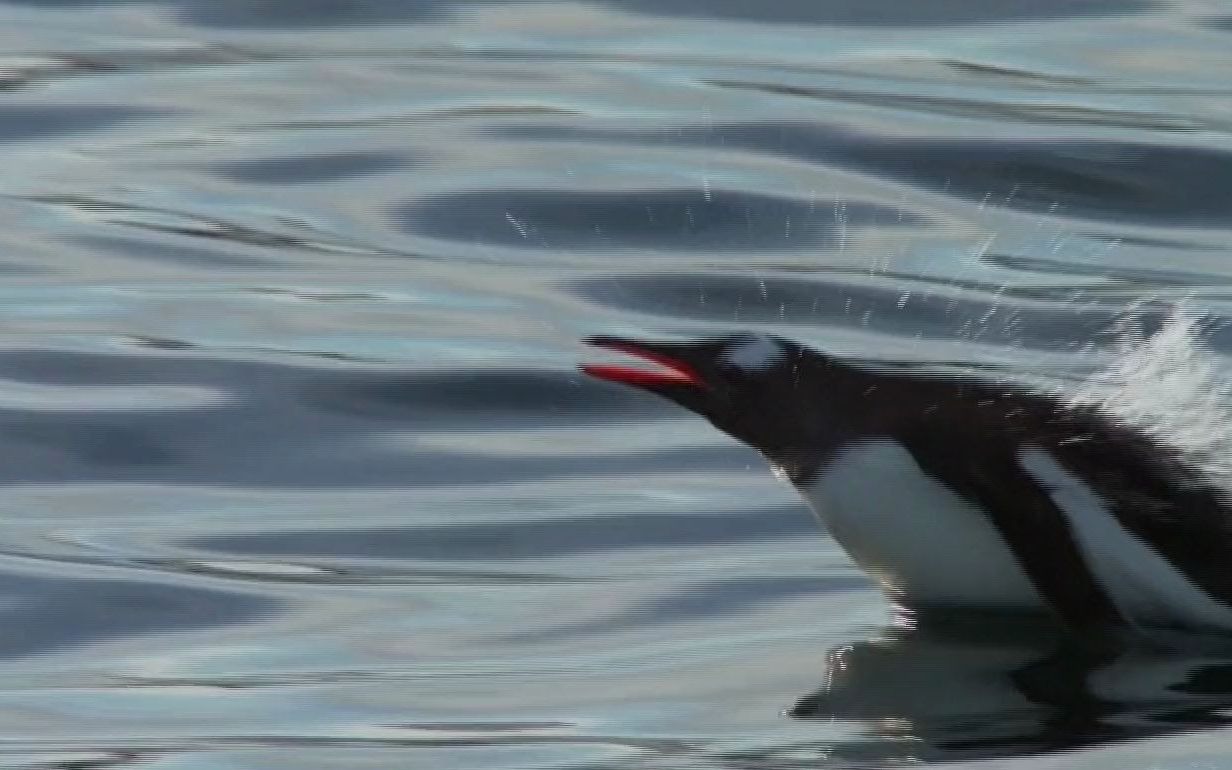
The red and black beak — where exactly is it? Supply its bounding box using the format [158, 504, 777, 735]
[581, 336, 708, 391]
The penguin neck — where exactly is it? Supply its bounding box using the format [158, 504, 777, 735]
[757, 359, 901, 484]
[767, 361, 1004, 485]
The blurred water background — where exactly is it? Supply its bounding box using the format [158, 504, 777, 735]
[3, 0, 1232, 768]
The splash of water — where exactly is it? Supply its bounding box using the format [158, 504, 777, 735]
[1069, 307, 1232, 487]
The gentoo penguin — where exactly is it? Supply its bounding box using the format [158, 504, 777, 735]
[582, 333, 1232, 637]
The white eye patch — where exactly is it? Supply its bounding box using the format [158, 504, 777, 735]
[722, 335, 787, 371]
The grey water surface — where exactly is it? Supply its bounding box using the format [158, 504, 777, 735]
[2, 1, 1232, 768]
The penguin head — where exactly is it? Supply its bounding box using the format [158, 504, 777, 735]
[583, 333, 841, 475]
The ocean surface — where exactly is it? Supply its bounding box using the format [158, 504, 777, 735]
[3, 1, 1232, 768]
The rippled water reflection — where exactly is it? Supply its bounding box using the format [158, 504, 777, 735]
[2, 0, 1232, 767]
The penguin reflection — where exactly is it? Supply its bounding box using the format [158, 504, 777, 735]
[788, 615, 1232, 765]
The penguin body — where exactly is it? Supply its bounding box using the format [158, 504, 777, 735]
[583, 333, 1232, 635]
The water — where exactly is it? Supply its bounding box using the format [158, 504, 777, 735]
[2, 1, 1232, 768]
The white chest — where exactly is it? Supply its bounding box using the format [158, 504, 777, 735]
[799, 440, 1046, 610]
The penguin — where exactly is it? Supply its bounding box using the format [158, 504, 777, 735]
[582, 333, 1232, 637]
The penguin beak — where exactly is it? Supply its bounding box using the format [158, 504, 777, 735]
[581, 336, 707, 390]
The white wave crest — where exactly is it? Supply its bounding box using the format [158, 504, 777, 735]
[1068, 307, 1232, 487]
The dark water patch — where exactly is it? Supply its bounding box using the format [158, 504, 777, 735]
[240, 104, 580, 135]
[572, 272, 1137, 351]
[127, 336, 197, 351]
[0, 350, 673, 422]
[0, 105, 157, 141]
[71, 234, 284, 269]
[213, 151, 412, 185]
[246, 287, 391, 302]
[0, 0, 139, 4]
[0, 401, 758, 485]
[185, 506, 815, 561]
[170, 0, 1154, 28]
[936, 59, 1094, 87]
[706, 78, 1196, 131]
[302, 367, 686, 422]
[0, 351, 764, 486]
[0, 349, 228, 386]
[3, 416, 180, 467]
[395, 189, 925, 251]
[511, 576, 861, 640]
[1202, 16, 1232, 31]
[0, 261, 49, 276]
[0, 46, 266, 93]
[1081, 233, 1222, 251]
[985, 252, 1232, 287]
[398, 721, 575, 731]
[28, 195, 398, 258]
[863, 140, 1232, 226]
[0, 571, 273, 659]
[501, 122, 1232, 226]
[178, 0, 456, 27]
[599, 0, 1154, 26]
[143, 558, 578, 586]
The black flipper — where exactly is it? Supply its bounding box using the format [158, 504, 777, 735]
[1048, 429, 1232, 609]
[900, 435, 1121, 636]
